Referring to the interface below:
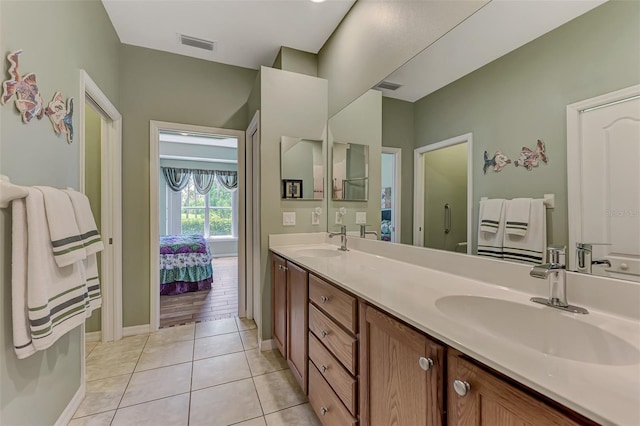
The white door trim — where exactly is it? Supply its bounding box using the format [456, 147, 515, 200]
[149, 121, 245, 332]
[566, 84, 640, 270]
[413, 133, 473, 253]
[244, 111, 260, 320]
[382, 147, 402, 243]
[79, 70, 123, 346]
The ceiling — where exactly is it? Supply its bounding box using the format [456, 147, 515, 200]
[102, 0, 355, 70]
[380, 0, 608, 103]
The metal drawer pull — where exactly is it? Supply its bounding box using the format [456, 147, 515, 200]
[320, 364, 328, 373]
[453, 380, 470, 397]
[320, 295, 329, 303]
[418, 356, 433, 371]
[320, 407, 328, 416]
[321, 329, 328, 338]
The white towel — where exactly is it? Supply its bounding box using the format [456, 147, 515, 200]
[36, 186, 87, 267]
[479, 199, 504, 234]
[12, 188, 90, 359]
[477, 200, 506, 259]
[84, 254, 102, 312]
[503, 199, 547, 265]
[63, 189, 104, 255]
[505, 198, 531, 236]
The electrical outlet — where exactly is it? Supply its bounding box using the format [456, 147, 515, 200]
[311, 211, 320, 225]
[356, 212, 367, 224]
[335, 211, 343, 224]
[283, 212, 296, 226]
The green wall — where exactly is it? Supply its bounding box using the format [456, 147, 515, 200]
[381, 97, 414, 245]
[413, 0, 640, 253]
[259, 66, 328, 340]
[278, 47, 318, 77]
[84, 104, 102, 333]
[118, 44, 256, 327]
[328, 90, 382, 234]
[0, 1, 120, 425]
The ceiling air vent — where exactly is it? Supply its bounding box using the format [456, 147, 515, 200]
[178, 34, 215, 52]
[375, 81, 402, 91]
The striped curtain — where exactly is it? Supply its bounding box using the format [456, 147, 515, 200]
[192, 170, 216, 195]
[162, 167, 191, 192]
[215, 171, 238, 191]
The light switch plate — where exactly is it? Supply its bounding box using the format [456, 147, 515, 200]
[356, 212, 367, 224]
[335, 211, 343, 224]
[283, 212, 296, 226]
[311, 211, 320, 225]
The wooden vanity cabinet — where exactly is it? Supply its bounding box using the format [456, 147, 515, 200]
[447, 351, 591, 426]
[360, 302, 445, 426]
[271, 253, 308, 393]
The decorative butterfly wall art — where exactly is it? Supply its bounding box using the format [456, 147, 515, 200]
[514, 139, 548, 171]
[483, 150, 512, 174]
[45, 91, 74, 144]
[1, 50, 44, 123]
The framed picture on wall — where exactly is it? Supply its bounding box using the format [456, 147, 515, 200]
[282, 179, 303, 199]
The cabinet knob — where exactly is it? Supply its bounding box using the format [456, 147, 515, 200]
[620, 263, 629, 270]
[321, 329, 328, 338]
[453, 380, 470, 397]
[320, 364, 328, 373]
[418, 357, 433, 371]
[320, 295, 329, 303]
[320, 407, 328, 416]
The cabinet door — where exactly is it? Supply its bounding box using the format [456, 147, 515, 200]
[271, 254, 287, 357]
[360, 302, 445, 426]
[287, 260, 308, 393]
[447, 352, 585, 426]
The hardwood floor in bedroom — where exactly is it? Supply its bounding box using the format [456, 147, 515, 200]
[160, 257, 238, 328]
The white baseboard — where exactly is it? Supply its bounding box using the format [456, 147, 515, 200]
[55, 383, 85, 426]
[259, 338, 277, 351]
[85, 331, 101, 342]
[123, 324, 150, 336]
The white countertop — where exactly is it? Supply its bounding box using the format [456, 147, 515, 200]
[270, 238, 640, 426]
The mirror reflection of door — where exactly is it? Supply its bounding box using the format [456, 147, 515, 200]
[381, 150, 399, 242]
[423, 142, 468, 252]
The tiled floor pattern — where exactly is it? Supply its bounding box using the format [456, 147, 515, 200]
[160, 257, 239, 328]
[75, 317, 320, 426]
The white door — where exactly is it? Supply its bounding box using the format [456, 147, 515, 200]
[571, 93, 640, 280]
[381, 148, 401, 243]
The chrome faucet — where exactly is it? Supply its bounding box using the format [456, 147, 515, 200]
[359, 224, 378, 239]
[530, 246, 588, 314]
[576, 243, 611, 274]
[329, 225, 348, 251]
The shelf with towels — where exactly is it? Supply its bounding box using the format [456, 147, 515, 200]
[480, 193, 555, 209]
[0, 175, 29, 208]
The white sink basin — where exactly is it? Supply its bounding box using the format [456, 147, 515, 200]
[435, 295, 640, 366]
[295, 248, 344, 258]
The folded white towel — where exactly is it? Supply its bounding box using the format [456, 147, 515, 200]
[503, 199, 547, 265]
[477, 200, 505, 259]
[84, 254, 102, 312]
[12, 188, 90, 359]
[505, 198, 531, 236]
[36, 186, 87, 267]
[63, 189, 104, 255]
[479, 199, 504, 234]
[11, 197, 34, 358]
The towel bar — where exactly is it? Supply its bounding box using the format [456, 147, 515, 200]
[0, 175, 29, 208]
[480, 193, 555, 209]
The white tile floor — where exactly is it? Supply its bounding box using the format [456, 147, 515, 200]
[73, 317, 320, 426]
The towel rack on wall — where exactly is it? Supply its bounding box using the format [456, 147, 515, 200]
[480, 193, 555, 209]
[0, 175, 29, 208]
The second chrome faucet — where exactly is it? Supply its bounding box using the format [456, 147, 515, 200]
[329, 225, 348, 251]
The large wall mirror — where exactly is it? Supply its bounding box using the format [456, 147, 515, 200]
[332, 142, 369, 201]
[325, 1, 640, 283]
[280, 136, 324, 200]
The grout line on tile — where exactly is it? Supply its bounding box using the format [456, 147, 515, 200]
[115, 335, 148, 410]
[244, 349, 266, 417]
[228, 415, 266, 426]
[114, 392, 191, 412]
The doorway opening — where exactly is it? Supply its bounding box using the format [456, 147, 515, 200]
[80, 70, 122, 344]
[150, 122, 245, 331]
[414, 133, 472, 253]
[381, 147, 401, 243]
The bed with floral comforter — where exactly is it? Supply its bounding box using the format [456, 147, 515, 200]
[160, 234, 214, 295]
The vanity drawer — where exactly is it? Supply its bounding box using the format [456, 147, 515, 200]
[309, 362, 358, 426]
[309, 304, 358, 375]
[309, 274, 357, 334]
[309, 333, 357, 416]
